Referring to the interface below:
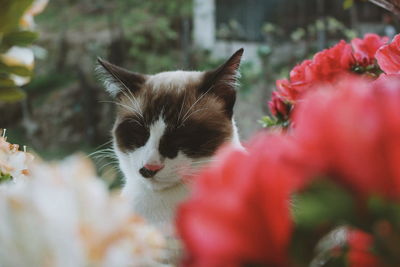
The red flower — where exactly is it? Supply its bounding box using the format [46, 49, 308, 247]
[275, 79, 297, 102]
[347, 230, 380, 267]
[177, 135, 301, 267]
[269, 41, 355, 116]
[288, 59, 315, 94]
[352, 33, 389, 66]
[268, 35, 391, 119]
[292, 75, 400, 200]
[311, 40, 355, 83]
[376, 34, 400, 74]
[269, 91, 291, 120]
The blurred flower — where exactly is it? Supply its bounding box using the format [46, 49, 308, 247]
[376, 34, 400, 75]
[177, 135, 304, 267]
[347, 230, 380, 267]
[20, 0, 49, 29]
[0, 155, 165, 267]
[351, 33, 389, 66]
[292, 75, 400, 200]
[0, 133, 33, 184]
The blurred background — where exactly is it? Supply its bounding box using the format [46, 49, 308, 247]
[0, 0, 397, 186]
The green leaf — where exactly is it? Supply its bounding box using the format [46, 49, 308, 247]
[0, 87, 26, 102]
[258, 115, 290, 129]
[343, 0, 354, 9]
[0, 77, 16, 88]
[7, 65, 32, 77]
[293, 180, 356, 229]
[368, 196, 400, 225]
[258, 116, 278, 128]
[0, 61, 32, 77]
[1, 30, 38, 48]
[0, 0, 34, 33]
[0, 172, 13, 183]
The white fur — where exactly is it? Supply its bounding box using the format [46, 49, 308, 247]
[146, 71, 203, 92]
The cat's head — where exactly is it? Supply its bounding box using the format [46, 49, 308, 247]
[97, 49, 243, 191]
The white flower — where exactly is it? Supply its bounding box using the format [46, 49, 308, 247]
[0, 155, 166, 267]
[0, 135, 33, 185]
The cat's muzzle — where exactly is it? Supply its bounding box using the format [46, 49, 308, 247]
[139, 164, 164, 178]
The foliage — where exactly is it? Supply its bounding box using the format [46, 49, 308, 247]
[49, 0, 193, 74]
[343, 0, 355, 9]
[0, 172, 12, 183]
[0, 0, 46, 102]
[343, 0, 369, 9]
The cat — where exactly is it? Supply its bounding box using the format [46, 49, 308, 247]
[97, 49, 244, 233]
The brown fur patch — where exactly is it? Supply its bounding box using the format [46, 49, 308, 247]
[114, 72, 233, 158]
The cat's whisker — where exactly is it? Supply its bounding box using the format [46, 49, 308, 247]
[92, 140, 113, 151]
[120, 88, 144, 120]
[125, 87, 144, 119]
[99, 160, 120, 172]
[92, 155, 118, 161]
[179, 85, 215, 127]
[88, 149, 118, 162]
[100, 100, 141, 114]
[100, 101, 145, 126]
[88, 148, 115, 156]
[120, 89, 139, 110]
[179, 107, 209, 128]
[90, 151, 115, 157]
[176, 90, 187, 125]
[126, 117, 144, 126]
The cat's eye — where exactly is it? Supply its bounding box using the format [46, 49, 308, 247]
[180, 127, 226, 158]
[115, 118, 149, 151]
[160, 122, 229, 158]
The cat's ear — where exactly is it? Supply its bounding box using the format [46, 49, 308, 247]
[200, 48, 244, 118]
[96, 58, 146, 98]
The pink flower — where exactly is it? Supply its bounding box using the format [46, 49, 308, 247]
[293, 75, 400, 200]
[352, 33, 389, 66]
[177, 135, 302, 267]
[376, 34, 400, 74]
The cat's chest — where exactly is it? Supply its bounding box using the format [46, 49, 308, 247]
[122, 180, 189, 226]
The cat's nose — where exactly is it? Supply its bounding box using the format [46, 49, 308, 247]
[144, 164, 164, 172]
[139, 164, 164, 178]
